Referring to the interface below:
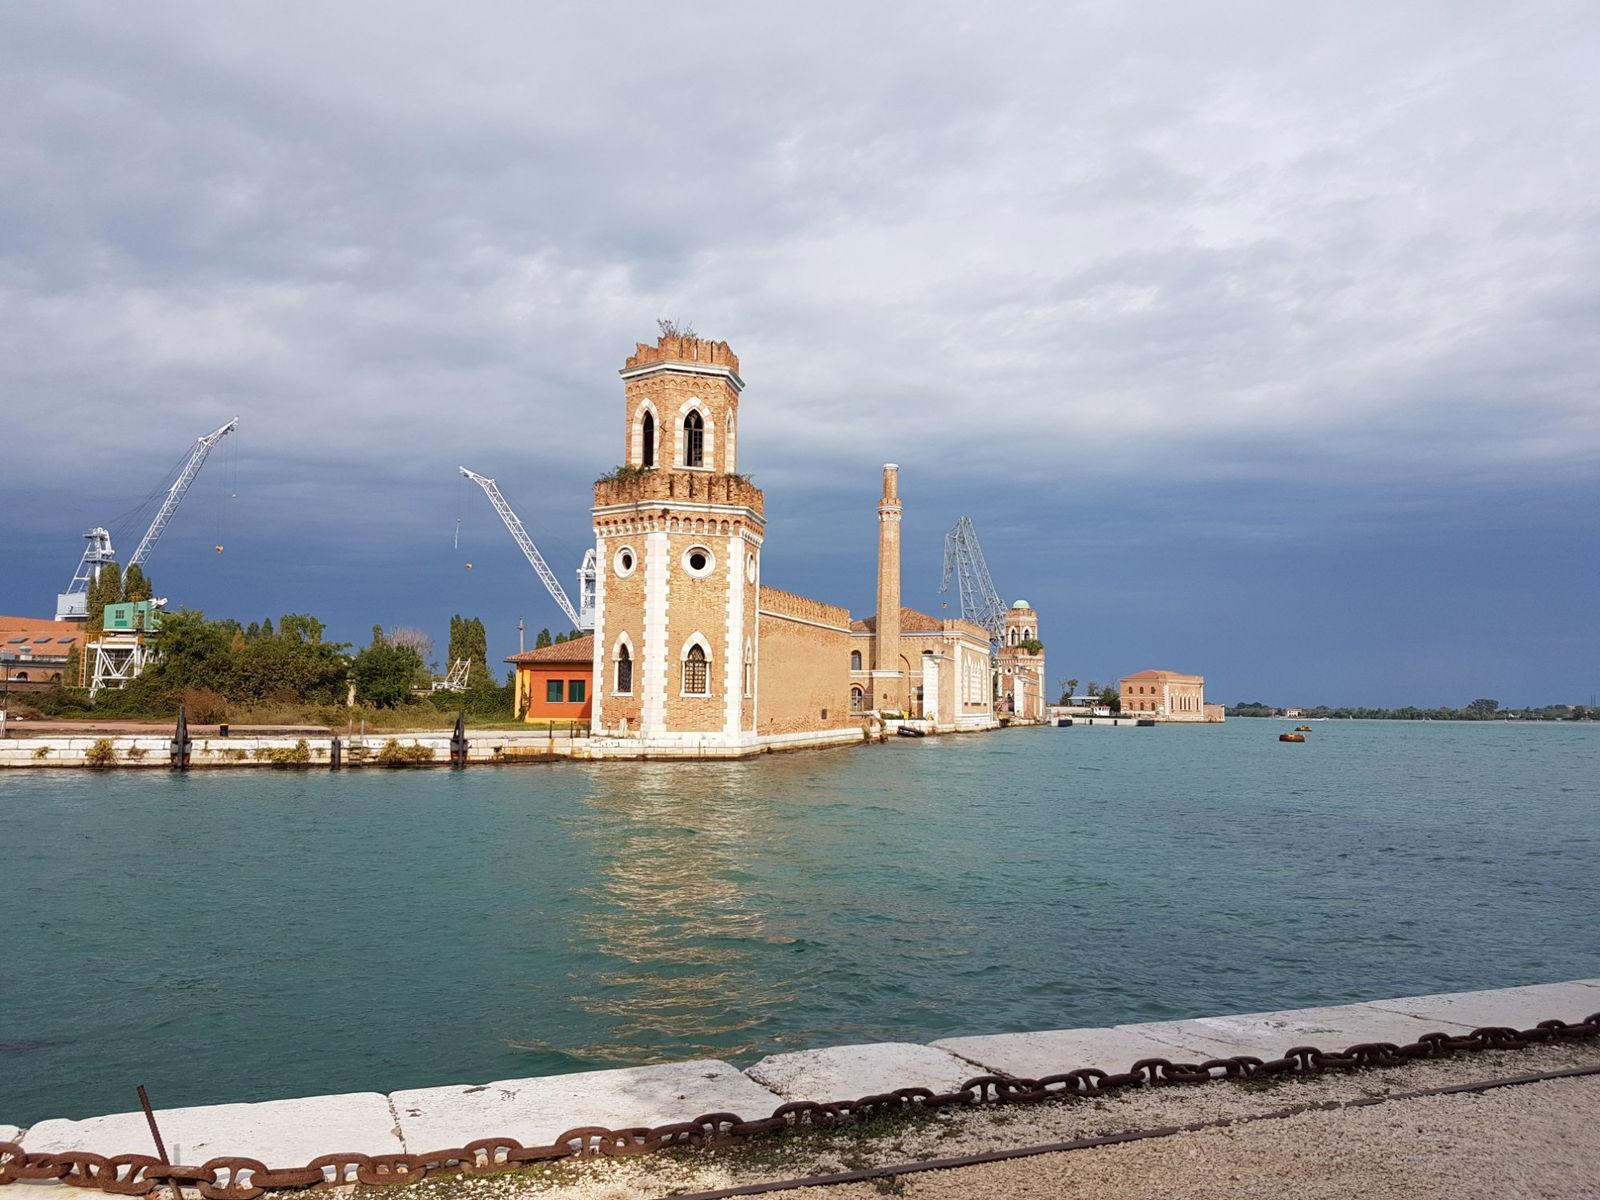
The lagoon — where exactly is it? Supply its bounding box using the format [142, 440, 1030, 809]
[2, 720, 1597, 1125]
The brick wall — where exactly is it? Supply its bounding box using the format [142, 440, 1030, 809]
[756, 593, 855, 736]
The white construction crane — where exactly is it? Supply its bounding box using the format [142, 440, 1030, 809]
[939, 516, 1007, 646]
[459, 467, 595, 631]
[55, 417, 239, 620]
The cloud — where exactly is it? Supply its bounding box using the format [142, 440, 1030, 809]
[1, 1, 1596, 700]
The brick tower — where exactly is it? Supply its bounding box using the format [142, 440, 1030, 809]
[872, 463, 904, 710]
[998, 601, 1045, 720]
[589, 335, 765, 746]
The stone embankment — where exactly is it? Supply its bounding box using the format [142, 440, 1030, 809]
[7, 978, 1598, 1179]
[0, 728, 583, 769]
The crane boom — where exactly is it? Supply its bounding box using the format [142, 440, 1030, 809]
[128, 417, 238, 568]
[459, 467, 594, 631]
[939, 516, 1007, 644]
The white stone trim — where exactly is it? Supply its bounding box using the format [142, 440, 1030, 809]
[723, 535, 743, 735]
[630, 398, 660, 468]
[641, 529, 669, 735]
[678, 630, 713, 698]
[610, 630, 635, 696]
[590, 534, 606, 728]
[619, 360, 745, 392]
[593, 501, 765, 527]
[756, 609, 851, 634]
[676, 397, 716, 470]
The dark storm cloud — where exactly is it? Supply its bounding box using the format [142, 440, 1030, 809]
[1, 1, 1596, 703]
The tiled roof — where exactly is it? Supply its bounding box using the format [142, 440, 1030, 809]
[0, 615, 79, 649]
[850, 607, 947, 634]
[506, 634, 595, 665]
[1122, 668, 1202, 681]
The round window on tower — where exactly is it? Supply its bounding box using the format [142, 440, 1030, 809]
[683, 546, 715, 578]
[746, 553, 758, 583]
[613, 546, 637, 577]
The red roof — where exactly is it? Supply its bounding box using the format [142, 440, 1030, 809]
[506, 634, 595, 665]
[849, 607, 946, 634]
[0, 615, 80, 651]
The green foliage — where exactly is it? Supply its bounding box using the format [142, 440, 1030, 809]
[353, 628, 423, 709]
[1018, 638, 1044, 655]
[231, 627, 348, 704]
[256, 738, 311, 765]
[23, 685, 95, 717]
[122, 564, 153, 603]
[535, 628, 552, 649]
[1097, 685, 1121, 713]
[596, 463, 650, 485]
[85, 738, 116, 767]
[140, 610, 237, 694]
[447, 615, 489, 681]
[85, 563, 122, 631]
[376, 738, 434, 765]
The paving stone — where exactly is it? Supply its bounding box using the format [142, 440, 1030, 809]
[1178, 1002, 1478, 1057]
[934, 1023, 1226, 1078]
[390, 1060, 781, 1150]
[21, 1092, 401, 1166]
[1366, 980, 1600, 1029]
[747, 1043, 979, 1100]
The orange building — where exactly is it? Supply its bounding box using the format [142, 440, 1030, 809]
[1120, 669, 1213, 721]
[508, 636, 595, 722]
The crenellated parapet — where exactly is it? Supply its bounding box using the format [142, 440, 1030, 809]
[758, 585, 852, 631]
[594, 468, 764, 516]
[625, 335, 740, 377]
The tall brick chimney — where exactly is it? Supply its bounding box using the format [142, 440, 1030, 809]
[874, 464, 902, 681]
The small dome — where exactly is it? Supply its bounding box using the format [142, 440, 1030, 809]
[1011, 599, 1030, 609]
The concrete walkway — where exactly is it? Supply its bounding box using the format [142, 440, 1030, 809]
[6, 979, 1599, 1177]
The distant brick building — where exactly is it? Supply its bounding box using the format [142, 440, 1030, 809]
[511, 333, 1007, 757]
[1120, 669, 1213, 721]
[0, 616, 79, 693]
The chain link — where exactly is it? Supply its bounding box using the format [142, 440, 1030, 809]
[3, 1012, 1595, 1197]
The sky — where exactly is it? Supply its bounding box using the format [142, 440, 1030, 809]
[1, 1, 1596, 708]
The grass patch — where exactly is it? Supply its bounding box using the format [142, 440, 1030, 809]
[84, 738, 116, 768]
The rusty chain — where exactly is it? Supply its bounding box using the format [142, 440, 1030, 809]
[3, 1013, 1596, 1199]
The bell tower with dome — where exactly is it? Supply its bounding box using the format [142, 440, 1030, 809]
[997, 599, 1046, 721]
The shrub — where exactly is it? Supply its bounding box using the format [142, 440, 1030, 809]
[256, 739, 311, 765]
[85, 738, 116, 768]
[181, 687, 230, 724]
[376, 738, 435, 766]
[33, 745, 50, 760]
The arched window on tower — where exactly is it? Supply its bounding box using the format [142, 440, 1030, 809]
[683, 643, 709, 695]
[615, 644, 632, 694]
[641, 411, 655, 468]
[850, 650, 862, 671]
[683, 410, 705, 468]
[850, 686, 864, 713]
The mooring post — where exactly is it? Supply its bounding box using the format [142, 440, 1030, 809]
[135, 1085, 184, 1200]
[330, 736, 342, 770]
[450, 710, 467, 768]
[169, 705, 191, 771]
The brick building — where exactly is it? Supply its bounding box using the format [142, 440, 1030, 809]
[528, 333, 1003, 758]
[0, 616, 80, 693]
[1120, 669, 1214, 721]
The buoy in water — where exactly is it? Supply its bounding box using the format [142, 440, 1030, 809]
[1279, 732, 1306, 743]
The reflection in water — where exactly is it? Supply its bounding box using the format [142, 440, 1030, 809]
[513, 760, 801, 1064]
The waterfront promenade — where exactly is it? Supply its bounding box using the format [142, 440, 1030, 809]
[5, 979, 1597, 1197]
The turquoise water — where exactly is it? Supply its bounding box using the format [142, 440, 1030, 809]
[3, 720, 1597, 1125]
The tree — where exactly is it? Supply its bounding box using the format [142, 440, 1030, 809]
[1066, 678, 1079, 701]
[389, 625, 433, 658]
[1466, 698, 1500, 719]
[535, 627, 552, 649]
[352, 627, 422, 708]
[122, 563, 153, 603]
[85, 562, 123, 631]
[1098, 685, 1121, 713]
[140, 609, 235, 694]
[280, 614, 328, 645]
